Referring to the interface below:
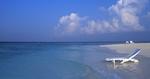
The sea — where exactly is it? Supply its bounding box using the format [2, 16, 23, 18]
[0, 42, 149, 79]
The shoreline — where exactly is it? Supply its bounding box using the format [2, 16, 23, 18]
[100, 43, 150, 57]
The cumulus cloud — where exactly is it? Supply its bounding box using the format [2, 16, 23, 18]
[59, 13, 80, 33]
[109, 0, 145, 31]
[55, 13, 86, 35]
[82, 18, 120, 34]
[56, 0, 147, 35]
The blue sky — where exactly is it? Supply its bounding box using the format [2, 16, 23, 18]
[0, 0, 150, 42]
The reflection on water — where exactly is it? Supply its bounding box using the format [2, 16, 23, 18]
[106, 61, 139, 70]
[0, 43, 149, 79]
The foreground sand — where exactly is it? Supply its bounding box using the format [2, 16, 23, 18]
[100, 43, 150, 57]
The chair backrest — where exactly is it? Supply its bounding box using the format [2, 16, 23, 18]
[127, 49, 141, 59]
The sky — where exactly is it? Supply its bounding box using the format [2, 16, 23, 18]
[0, 0, 150, 42]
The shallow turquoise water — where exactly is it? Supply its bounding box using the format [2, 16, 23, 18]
[0, 43, 149, 79]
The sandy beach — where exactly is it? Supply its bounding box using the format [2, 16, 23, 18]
[100, 43, 150, 57]
[98, 43, 150, 79]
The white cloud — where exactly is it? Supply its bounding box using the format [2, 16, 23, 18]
[58, 13, 81, 33]
[56, 0, 147, 35]
[55, 13, 87, 35]
[109, 0, 145, 31]
[82, 18, 120, 34]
